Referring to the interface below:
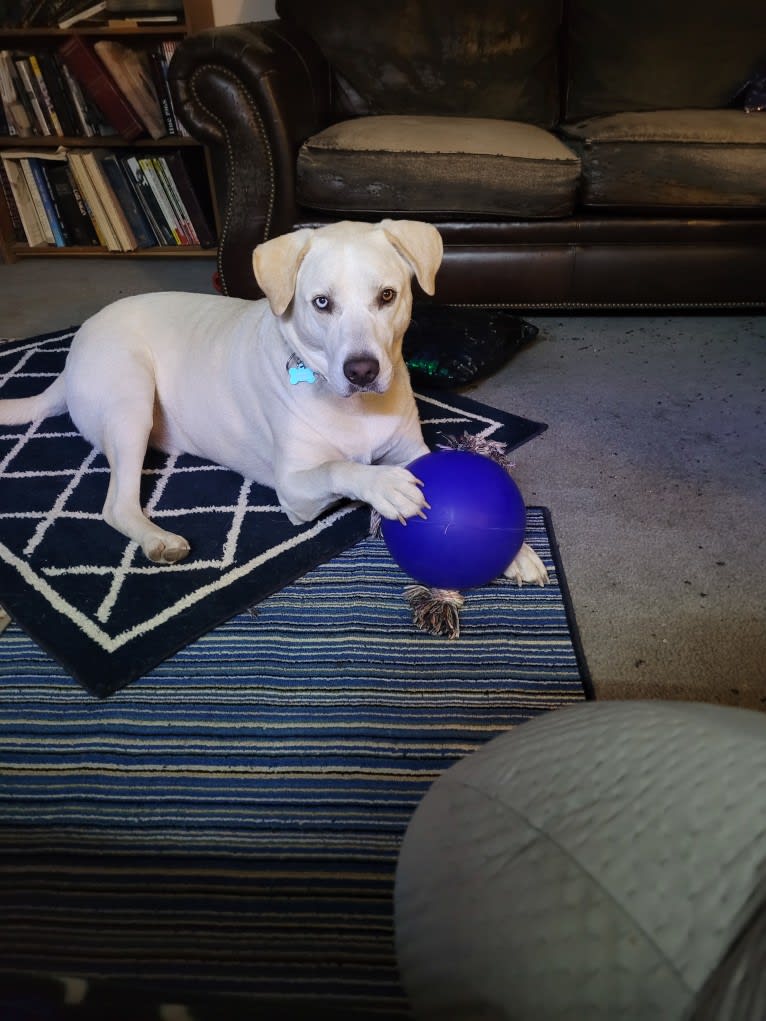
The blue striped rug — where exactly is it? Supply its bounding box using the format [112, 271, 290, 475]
[0, 514, 590, 1019]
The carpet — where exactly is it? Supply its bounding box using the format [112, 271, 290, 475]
[0, 327, 546, 698]
[0, 517, 592, 1019]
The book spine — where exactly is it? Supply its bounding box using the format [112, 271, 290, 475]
[2, 52, 36, 136]
[28, 53, 63, 135]
[14, 56, 50, 135]
[0, 158, 25, 241]
[98, 152, 154, 248]
[152, 154, 194, 243]
[19, 156, 54, 243]
[58, 35, 143, 142]
[147, 43, 175, 136]
[137, 154, 181, 243]
[38, 51, 79, 137]
[45, 160, 99, 246]
[161, 150, 216, 248]
[83, 149, 136, 250]
[33, 156, 71, 245]
[66, 150, 115, 249]
[119, 152, 171, 245]
[0, 155, 46, 245]
[59, 60, 95, 136]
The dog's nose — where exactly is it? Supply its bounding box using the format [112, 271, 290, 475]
[343, 356, 380, 387]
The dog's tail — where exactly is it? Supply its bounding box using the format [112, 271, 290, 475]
[0, 373, 67, 425]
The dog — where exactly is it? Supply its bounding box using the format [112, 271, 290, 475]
[0, 219, 547, 586]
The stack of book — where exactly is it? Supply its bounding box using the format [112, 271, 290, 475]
[2, 0, 183, 29]
[0, 144, 216, 249]
[0, 37, 186, 140]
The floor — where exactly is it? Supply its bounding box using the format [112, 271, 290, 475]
[1, 256, 764, 709]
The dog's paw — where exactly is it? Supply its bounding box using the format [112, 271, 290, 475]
[142, 531, 191, 565]
[504, 542, 549, 587]
[364, 466, 428, 524]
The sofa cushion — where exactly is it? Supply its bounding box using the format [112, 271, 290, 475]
[561, 110, 766, 209]
[565, 0, 766, 120]
[296, 116, 581, 219]
[276, 0, 562, 127]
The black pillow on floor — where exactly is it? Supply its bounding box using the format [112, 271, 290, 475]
[403, 306, 538, 389]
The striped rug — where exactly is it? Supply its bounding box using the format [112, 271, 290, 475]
[0, 515, 591, 1019]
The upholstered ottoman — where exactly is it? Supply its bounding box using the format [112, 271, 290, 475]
[395, 701, 766, 1020]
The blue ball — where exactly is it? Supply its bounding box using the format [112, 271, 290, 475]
[381, 449, 526, 590]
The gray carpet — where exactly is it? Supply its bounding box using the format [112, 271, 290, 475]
[1, 257, 764, 708]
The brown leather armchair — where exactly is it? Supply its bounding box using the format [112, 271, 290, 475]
[169, 0, 766, 310]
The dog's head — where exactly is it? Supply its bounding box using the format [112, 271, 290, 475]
[252, 220, 443, 398]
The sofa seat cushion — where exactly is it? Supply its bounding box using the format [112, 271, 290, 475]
[296, 116, 581, 219]
[561, 110, 766, 209]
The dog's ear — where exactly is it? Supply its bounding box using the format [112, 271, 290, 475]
[252, 229, 314, 316]
[380, 220, 443, 296]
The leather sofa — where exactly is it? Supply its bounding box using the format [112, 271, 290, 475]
[169, 0, 766, 310]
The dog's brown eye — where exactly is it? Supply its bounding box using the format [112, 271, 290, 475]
[380, 288, 396, 305]
[313, 295, 331, 312]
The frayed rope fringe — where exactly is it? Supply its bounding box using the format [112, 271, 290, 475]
[403, 585, 466, 639]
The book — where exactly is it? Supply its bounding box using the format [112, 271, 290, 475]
[67, 148, 119, 249]
[58, 35, 143, 141]
[34, 51, 78, 137]
[98, 151, 155, 247]
[120, 152, 174, 245]
[137, 153, 182, 242]
[57, 0, 106, 28]
[160, 149, 216, 247]
[0, 50, 34, 136]
[13, 55, 51, 135]
[147, 42, 175, 135]
[44, 159, 99, 245]
[0, 155, 27, 241]
[19, 157, 54, 242]
[0, 151, 46, 244]
[93, 39, 164, 139]
[26, 154, 67, 244]
[80, 147, 137, 249]
[59, 59, 96, 136]
[28, 52, 63, 135]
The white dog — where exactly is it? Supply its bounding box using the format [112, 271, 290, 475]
[0, 219, 547, 586]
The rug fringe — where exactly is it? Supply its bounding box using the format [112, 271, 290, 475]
[403, 585, 465, 639]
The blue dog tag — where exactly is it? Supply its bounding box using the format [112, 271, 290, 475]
[287, 356, 317, 385]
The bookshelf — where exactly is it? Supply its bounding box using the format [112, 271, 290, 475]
[0, 0, 217, 262]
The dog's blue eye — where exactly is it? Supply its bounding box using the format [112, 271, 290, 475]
[313, 295, 331, 312]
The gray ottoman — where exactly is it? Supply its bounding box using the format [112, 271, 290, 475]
[394, 701, 766, 1020]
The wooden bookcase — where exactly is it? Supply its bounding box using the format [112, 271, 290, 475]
[0, 0, 216, 262]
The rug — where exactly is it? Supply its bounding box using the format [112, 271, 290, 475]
[0, 518, 592, 1020]
[0, 328, 546, 697]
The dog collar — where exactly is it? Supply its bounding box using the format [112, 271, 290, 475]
[286, 354, 317, 385]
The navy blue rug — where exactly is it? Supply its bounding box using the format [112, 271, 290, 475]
[0, 328, 546, 697]
[0, 521, 591, 1019]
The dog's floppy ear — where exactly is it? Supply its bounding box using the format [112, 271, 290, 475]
[380, 219, 443, 296]
[252, 228, 314, 316]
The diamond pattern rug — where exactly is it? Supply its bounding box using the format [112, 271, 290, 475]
[0, 327, 547, 697]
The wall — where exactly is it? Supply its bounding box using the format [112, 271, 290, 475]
[211, 0, 276, 25]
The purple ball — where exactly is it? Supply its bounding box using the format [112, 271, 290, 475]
[381, 449, 526, 590]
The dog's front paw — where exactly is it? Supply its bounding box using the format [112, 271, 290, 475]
[142, 531, 191, 564]
[364, 466, 428, 524]
[504, 542, 549, 587]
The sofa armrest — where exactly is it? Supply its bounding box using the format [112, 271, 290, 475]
[169, 19, 331, 298]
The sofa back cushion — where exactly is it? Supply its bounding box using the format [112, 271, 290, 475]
[565, 0, 766, 120]
[276, 0, 563, 127]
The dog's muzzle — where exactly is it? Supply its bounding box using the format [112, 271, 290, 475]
[343, 356, 380, 389]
